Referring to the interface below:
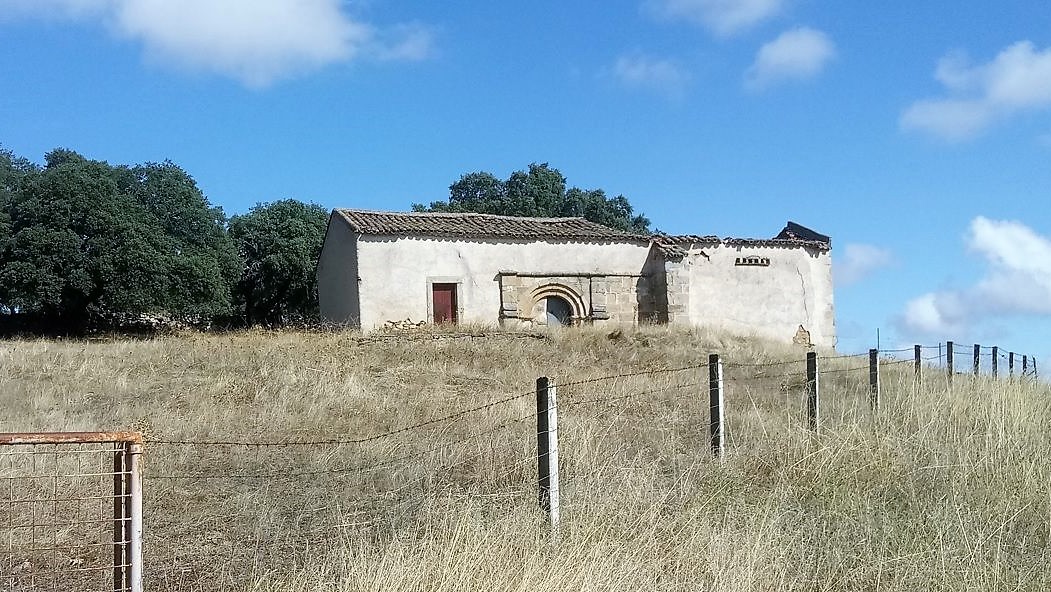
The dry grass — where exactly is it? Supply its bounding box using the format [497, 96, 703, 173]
[1, 326, 1049, 591]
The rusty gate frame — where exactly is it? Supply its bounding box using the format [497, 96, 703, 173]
[0, 431, 143, 592]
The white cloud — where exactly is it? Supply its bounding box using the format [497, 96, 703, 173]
[744, 27, 835, 90]
[613, 54, 691, 98]
[969, 217, 1051, 314]
[900, 217, 1051, 337]
[371, 23, 436, 62]
[901, 292, 971, 336]
[0, 0, 433, 87]
[644, 0, 784, 37]
[835, 243, 892, 286]
[901, 41, 1051, 141]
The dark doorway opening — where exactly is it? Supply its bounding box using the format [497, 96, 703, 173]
[432, 283, 458, 324]
[545, 296, 573, 326]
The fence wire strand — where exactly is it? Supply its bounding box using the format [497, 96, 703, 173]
[152, 388, 535, 448]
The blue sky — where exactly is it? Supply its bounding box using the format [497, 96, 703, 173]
[1, 0, 1050, 365]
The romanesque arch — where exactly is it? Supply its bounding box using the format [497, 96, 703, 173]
[528, 283, 588, 326]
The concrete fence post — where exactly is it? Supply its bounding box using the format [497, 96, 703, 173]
[946, 341, 954, 389]
[535, 377, 560, 543]
[914, 345, 922, 389]
[869, 349, 880, 411]
[806, 352, 819, 432]
[708, 354, 724, 457]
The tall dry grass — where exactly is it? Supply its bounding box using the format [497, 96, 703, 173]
[1, 327, 1049, 591]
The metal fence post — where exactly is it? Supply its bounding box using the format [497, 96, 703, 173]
[991, 346, 998, 379]
[973, 344, 981, 377]
[1009, 352, 1015, 378]
[708, 354, 724, 457]
[869, 349, 880, 411]
[1023, 355, 1029, 378]
[535, 377, 560, 542]
[806, 352, 819, 432]
[113, 444, 130, 592]
[129, 442, 144, 592]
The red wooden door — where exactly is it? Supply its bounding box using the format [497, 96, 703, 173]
[432, 284, 457, 324]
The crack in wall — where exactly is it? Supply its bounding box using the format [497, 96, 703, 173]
[796, 267, 810, 323]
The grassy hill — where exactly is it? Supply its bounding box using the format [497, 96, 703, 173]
[1, 327, 1049, 591]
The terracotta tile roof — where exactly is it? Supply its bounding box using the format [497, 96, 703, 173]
[655, 235, 830, 252]
[332, 210, 830, 254]
[655, 222, 831, 253]
[334, 209, 648, 243]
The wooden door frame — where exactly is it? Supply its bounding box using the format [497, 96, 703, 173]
[426, 278, 463, 324]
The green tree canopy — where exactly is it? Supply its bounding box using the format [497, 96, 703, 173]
[0, 148, 239, 329]
[228, 199, 328, 326]
[0, 149, 37, 314]
[128, 161, 242, 317]
[413, 163, 650, 234]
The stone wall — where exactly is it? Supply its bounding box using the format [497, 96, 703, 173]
[497, 273, 643, 328]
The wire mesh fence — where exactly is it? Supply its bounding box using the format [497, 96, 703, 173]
[0, 432, 142, 592]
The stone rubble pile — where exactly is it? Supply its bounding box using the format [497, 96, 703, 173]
[383, 318, 428, 331]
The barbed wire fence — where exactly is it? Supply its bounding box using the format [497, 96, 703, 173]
[2, 341, 1041, 590]
[140, 386, 541, 590]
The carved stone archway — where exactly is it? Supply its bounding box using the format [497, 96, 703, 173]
[527, 283, 587, 326]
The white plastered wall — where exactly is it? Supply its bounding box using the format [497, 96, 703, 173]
[317, 216, 361, 325]
[684, 244, 836, 347]
[354, 236, 653, 330]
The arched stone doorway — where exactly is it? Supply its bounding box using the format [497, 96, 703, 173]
[528, 283, 587, 326]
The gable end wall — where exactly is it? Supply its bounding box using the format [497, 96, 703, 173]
[317, 216, 361, 327]
[684, 243, 835, 347]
